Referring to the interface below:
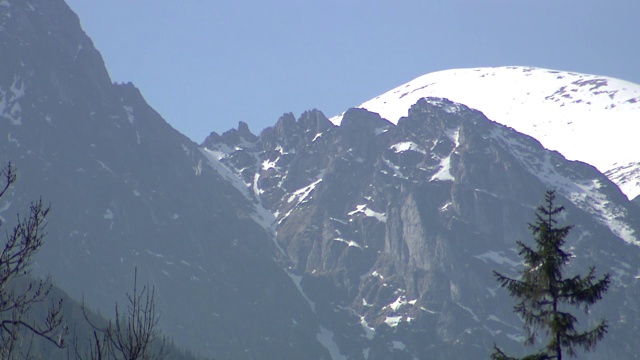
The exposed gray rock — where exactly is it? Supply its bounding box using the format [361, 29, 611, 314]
[205, 97, 640, 359]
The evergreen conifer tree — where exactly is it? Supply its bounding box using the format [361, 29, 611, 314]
[491, 190, 610, 360]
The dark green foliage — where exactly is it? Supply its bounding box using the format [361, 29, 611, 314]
[491, 191, 610, 360]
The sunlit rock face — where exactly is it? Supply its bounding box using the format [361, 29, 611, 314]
[204, 97, 640, 359]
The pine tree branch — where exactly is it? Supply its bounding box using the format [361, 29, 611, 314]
[490, 190, 609, 359]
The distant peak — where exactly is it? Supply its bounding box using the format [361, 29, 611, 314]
[329, 66, 640, 199]
[237, 120, 251, 134]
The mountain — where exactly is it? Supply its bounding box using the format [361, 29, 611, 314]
[0, 1, 330, 358]
[330, 66, 640, 201]
[2, 1, 640, 359]
[204, 98, 640, 359]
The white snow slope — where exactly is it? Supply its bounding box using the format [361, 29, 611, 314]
[330, 66, 640, 200]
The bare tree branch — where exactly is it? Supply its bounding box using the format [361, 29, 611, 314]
[0, 163, 68, 356]
[78, 268, 166, 360]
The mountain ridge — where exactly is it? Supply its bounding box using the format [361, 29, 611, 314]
[1, 1, 331, 358]
[203, 96, 640, 359]
[329, 66, 640, 200]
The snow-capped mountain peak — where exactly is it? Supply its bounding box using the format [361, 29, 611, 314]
[331, 66, 640, 199]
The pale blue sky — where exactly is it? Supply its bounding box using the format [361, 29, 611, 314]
[65, 1, 640, 143]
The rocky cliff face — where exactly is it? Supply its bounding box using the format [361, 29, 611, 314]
[204, 98, 640, 359]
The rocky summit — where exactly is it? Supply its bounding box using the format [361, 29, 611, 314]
[1, 0, 639, 359]
[330, 66, 640, 201]
[204, 97, 640, 359]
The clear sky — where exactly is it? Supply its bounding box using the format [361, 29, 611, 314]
[64, 0, 640, 144]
